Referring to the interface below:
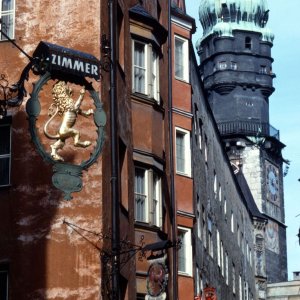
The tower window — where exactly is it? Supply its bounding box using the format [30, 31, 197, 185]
[219, 61, 227, 70]
[245, 37, 252, 49]
[230, 61, 237, 70]
[260, 65, 267, 74]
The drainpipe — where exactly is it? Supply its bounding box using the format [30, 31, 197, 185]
[109, 0, 120, 299]
[168, 2, 178, 299]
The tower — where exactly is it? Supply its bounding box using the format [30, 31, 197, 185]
[197, 0, 287, 284]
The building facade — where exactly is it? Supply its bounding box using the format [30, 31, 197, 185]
[0, 0, 287, 299]
[197, 0, 288, 286]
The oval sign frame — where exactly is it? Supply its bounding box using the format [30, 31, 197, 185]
[26, 71, 106, 200]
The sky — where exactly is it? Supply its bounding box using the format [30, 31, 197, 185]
[186, 0, 300, 280]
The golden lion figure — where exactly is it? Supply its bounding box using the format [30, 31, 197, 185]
[43, 81, 94, 161]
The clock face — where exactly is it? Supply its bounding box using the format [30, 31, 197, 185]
[266, 162, 279, 203]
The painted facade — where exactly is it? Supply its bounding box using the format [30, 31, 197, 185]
[0, 0, 287, 299]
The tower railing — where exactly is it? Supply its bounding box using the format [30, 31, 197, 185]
[217, 121, 280, 140]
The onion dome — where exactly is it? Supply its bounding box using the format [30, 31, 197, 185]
[198, 0, 274, 42]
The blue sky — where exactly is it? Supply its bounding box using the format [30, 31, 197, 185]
[186, 0, 300, 280]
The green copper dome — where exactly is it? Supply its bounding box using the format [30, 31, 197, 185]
[198, 0, 274, 42]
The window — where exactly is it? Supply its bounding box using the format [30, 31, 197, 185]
[175, 127, 191, 176]
[244, 281, 249, 300]
[132, 40, 160, 101]
[0, 0, 15, 40]
[225, 252, 229, 285]
[0, 123, 11, 187]
[208, 217, 213, 258]
[204, 135, 208, 163]
[232, 264, 236, 294]
[237, 224, 240, 247]
[174, 35, 189, 82]
[213, 171, 217, 199]
[217, 229, 220, 266]
[178, 227, 192, 275]
[219, 61, 227, 70]
[198, 118, 203, 150]
[0, 264, 8, 300]
[239, 275, 243, 300]
[134, 167, 162, 226]
[230, 61, 237, 70]
[152, 172, 161, 226]
[245, 37, 252, 49]
[202, 206, 207, 248]
[231, 211, 234, 233]
[260, 65, 267, 74]
[221, 241, 224, 276]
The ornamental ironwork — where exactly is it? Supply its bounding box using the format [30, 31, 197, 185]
[26, 71, 106, 200]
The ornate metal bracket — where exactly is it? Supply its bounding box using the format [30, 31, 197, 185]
[62, 220, 179, 299]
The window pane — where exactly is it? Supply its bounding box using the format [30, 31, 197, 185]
[176, 131, 185, 172]
[135, 168, 147, 222]
[0, 126, 10, 155]
[2, 0, 13, 11]
[0, 270, 8, 300]
[134, 42, 146, 94]
[0, 157, 10, 186]
[151, 51, 158, 100]
[152, 173, 160, 226]
[178, 231, 186, 272]
[175, 39, 184, 78]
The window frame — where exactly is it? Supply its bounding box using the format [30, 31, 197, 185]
[178, 226, 193, 276]
[174, 35, 189, 82]
[134, 166, 162, 227]
[175, 127, 191, 177]
[0, 0, 15, 41]
[132, 39, 160, 102]
[0, 123, 11, 187]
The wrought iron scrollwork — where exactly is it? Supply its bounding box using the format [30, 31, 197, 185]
[62, 220, 178, 300]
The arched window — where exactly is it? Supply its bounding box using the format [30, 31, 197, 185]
[245, 37, 252, 49]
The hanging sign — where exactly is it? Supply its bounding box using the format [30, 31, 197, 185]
[203, 287, 217, 300]
[26, 42, 106, 200]
[32, 41, 100, 80]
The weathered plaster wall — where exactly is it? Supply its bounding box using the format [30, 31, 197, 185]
[0, 1, 103, 299]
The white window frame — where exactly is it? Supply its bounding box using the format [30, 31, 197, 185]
[208, 217, 213, 258]
[225, 252, 229, 285]
[178, 226, 193, 276]
[132, 40, 160, 102]
[0, 0, 15, 40]
[217, 229, 220, 267]
[231, 211, 234, 233]
[0, 124, 11, 187]
[174, 35, 189, 82]
[134, 166, 162, 227]
[232, 264, 236, 294]
[152, 172, 162, 227]
[175, 127, 191, 177]
[239, 275, 243, 300]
